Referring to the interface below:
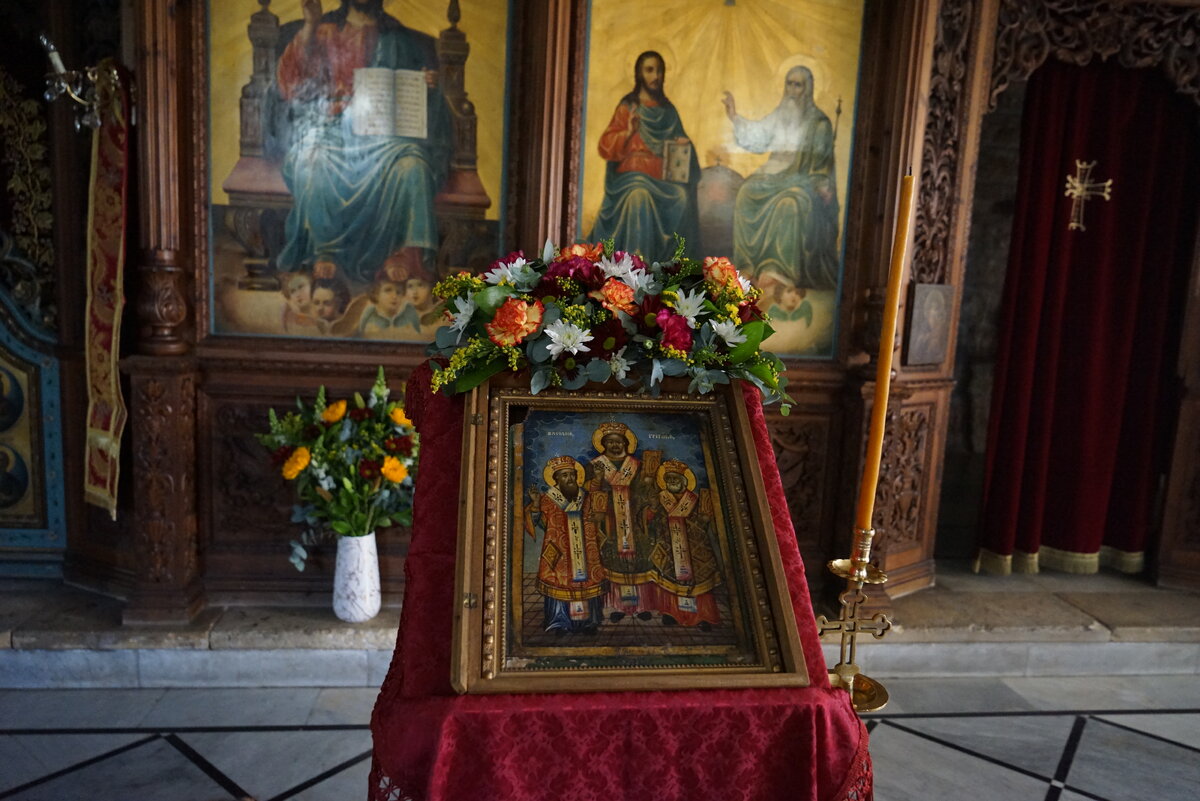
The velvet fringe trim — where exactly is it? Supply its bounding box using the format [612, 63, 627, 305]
[972, 545, 1144, 576]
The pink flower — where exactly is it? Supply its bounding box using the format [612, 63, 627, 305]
[656, 309, 693, 352]
[486, 297, 544, 346]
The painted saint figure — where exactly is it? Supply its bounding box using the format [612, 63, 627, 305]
[645, 460, 721, 629]
[528, 456, 605, 633]
[589, 51, 701, 263]
[722, 65, 840, 290]
[587, 422, 657, 621]
[274, 0, 452, 285]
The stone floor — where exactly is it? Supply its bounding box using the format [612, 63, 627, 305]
[1, 560, 1198, 687]
[0, 677, 1197, 800]
[0, 561, 1198, 799]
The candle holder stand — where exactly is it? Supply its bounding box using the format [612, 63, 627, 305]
[817, 526, 893, 712]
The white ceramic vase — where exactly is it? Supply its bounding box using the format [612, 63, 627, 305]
[332, 532, 381, 623]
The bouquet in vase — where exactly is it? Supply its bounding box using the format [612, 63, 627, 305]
[428, 238, 792, 411]
[257, 367, 418, 571]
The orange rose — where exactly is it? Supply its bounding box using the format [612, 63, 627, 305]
[281, 446, 310, 480]
[321, 399, 347, 424]
[703, 256, 741, 290]
[486, 297, 544, 346]
[589, 277, 639, 315]
[555, 242, 605, 262]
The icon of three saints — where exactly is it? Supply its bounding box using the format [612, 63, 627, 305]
[524, 421, 723, 636]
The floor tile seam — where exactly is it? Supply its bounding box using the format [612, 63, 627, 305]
[1088, 714, 1200, 755]
[0, 733, 160, 800]
[264, 748, 373, 801]
[1049, 592, 1117, 639]
[166, 732, 254, 799]
[878, 718, 1059, 784]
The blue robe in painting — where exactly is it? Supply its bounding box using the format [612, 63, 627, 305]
[589, 99, 701, 263]
[275, 13, 451, 284]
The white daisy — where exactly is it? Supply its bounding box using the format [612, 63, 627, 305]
[597, 253, 634, 281]
[609, 346, 631, 380]
[737, 273, 753, 293]
[712, 319, 748, 347]
[544, 319, 594, 358]
[448, 296, 477, 343]
[670, 287, 707, 328]
[482, 257, 530, 286]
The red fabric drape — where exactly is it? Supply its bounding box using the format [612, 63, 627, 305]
[978, 59, 1199, 573]
[368, 363, 871, 801]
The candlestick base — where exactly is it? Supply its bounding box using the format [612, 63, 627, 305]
[828, 669, 889, 713]
[828, 558, 888, 584]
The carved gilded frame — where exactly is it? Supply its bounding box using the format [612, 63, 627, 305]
[452, 377, 808, 694]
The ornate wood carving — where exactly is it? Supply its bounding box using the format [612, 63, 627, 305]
[875, 406, 930, 553]
[990, 0, 1200, 110]
[134, 0, 190, 355]
[123, 358, 203, 623]
[210, 402, 295, 538]
[913, 0, 975, 286]
[771, 418, 829, 546]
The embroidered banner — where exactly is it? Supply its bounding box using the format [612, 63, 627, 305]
[83, 60, 130, 519]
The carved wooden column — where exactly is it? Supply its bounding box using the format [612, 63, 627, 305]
[122, 357, 203, 624]
[837, 0, 941, 603]
[122, 0, 202, 624]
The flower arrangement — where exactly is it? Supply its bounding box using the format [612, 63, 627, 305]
[428, 238, 792, 411]
[257, 367, 418, 570]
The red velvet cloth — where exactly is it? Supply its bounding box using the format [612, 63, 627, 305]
[980, 59, 1198, 563]
[369, 364, 871, 800]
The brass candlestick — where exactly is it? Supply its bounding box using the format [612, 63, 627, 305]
[817, 526, 892, 712]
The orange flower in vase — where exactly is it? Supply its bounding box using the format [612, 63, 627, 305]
[486, 297, 545, 347]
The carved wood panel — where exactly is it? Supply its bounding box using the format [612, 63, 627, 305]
[990, 0, 1200, 110]
[913, 0, 975, 286]
[771, 417, 829, 550]
[876, 406, 930, 553]
[198, 376, 411, 598]
[124, 358, 204, 623]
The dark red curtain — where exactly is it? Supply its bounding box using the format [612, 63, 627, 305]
[977, 59, 1199, 574]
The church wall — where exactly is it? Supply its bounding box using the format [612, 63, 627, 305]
[32, 0, 1200, 621]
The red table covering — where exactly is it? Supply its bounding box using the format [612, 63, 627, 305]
[369, 364, 872, 801]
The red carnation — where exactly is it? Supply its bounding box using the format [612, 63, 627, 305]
[656, 309, 693, 352]
[359, 459, 381, 480]
[545, 255, 605, 290]
[269, 445, 294, 466]
[349, 407, 372, 422]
